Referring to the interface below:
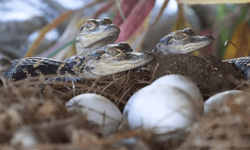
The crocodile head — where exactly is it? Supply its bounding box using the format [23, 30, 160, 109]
[152, 28, 215, 55]
[85, 42, 155, 77]
[76, 17, 120, 55]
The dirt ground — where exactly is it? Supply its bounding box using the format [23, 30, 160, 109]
[148, 54, 244, 99]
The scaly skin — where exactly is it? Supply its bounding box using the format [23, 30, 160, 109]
[3, 43, 154, 81]
[75, 17, 120, 57]
[223, 57, 250, 80]
[153, 28, 215, 55]
[2, 28, 216, 82]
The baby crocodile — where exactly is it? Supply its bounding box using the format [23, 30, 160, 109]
[76, 17, 120, 57]
[153, 28, 215, 55]
[2, 28, 215, 82]
[223, 57, 250, 80]
[3, 43, 154, 81]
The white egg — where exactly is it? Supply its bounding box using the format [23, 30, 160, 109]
[66, 93, 122, 126]
[151, 74, 204, 113]
[123, 84, 199, 134]
[204, 90, 243, 114]
[11, 127, 38, 147]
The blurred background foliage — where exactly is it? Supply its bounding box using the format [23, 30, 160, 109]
[0, 0, 249, 60]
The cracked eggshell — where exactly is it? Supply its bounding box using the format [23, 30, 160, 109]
[151, 74, 204, 113]
[204, 90, 243, 114]
[123, 85, 199, 135]
[66, 93, 122, 126]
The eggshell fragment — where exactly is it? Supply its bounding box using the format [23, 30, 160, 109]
[152, 74, 204, 113]
[11, 127, 38, 147]
[204, 90, 243, 114]
[123, 85, 199, 134]
[66, 93, 122, 126]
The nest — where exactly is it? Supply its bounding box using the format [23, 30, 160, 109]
[0, 70, 153, 149]
[179, 91, 250, 150]
[0, 54, 249, 149]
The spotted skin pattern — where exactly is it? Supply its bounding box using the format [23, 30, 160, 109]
[2, 43, 155, 82]
[224, 57, 250, 80]
[3, 56, 86, 81]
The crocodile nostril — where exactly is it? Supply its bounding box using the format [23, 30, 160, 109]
[205, 34, 215, 40]
[141, 52, 147, 56]
[76, 38, 80, 43]
[205, 34, 213, 38]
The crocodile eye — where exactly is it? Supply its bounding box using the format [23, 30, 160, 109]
[103, 18, 112, 24]
[84, 22, 95, 30]
[80, 25, 85, 31]
[117, 42, 133, 52]
[108, 48, 120, 56]
[174, 32, 187, 40]
[184, 28, 195, 35]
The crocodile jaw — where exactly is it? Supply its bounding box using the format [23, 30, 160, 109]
[76, 26, 120, 55]
[87, 52, 155, 76]
[153, 28, 215, 55]
[167, 35, 215, 54]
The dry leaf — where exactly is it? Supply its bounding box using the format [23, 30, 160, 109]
[177, 0, 250, 4]
[224, 21, 250, 59]
[25, 10, 73, 57]
[113, 0, 138, 26]
[149, 0, 169, 30]
[35, 0, 112, 59]
[93, 1, 115, 19]
[115, 0, 156, 43]
[172, 3, 191, 31]
[36, 11, 84, 60]
[126, 14, 151, 52]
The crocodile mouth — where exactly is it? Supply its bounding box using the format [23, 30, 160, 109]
[182, 35, 215, 53]
[167, 35, 215, 54]
[177, 41, 212, 54]
[87, 52, 155, 76]
[154, 29, 215, 55]
[87, 35, 118, 49]
[76, 27, 120, 49]
[91, 26, 120, 47]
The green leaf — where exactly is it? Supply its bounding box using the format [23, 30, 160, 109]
[47, 39, 76, 58]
